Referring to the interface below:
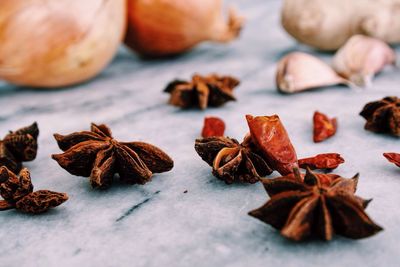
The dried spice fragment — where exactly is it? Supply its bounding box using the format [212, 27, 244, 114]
[52, 123, 174, 189]
[164, 74, 239, 109]
[299, 153, 344, 171]
[249, 168, 382, 241]
[246, 115, 298, 175]
[360, 96, 400, 137]
[0, 122, 39, 173]
[313, 111, 337, 143]
[195, 135, 272, 184]
[201, 116, 225, 138]
[0, 167, 68, 214]
[383, 153, 400, 168]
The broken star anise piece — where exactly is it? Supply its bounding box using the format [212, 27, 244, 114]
[249, 168, 382, 241]
[299, 153, 345, 171]
[360, 96, 400, 136]
[164, 74, 239, 109]
[0, 167, 68, 214]
[0, 122, 39, 173]
[195, 135, 272, 184]
[383, 153, 400, 168]
[52, 123, 174, 189]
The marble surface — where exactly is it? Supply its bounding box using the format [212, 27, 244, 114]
[1, 0, 400, 266]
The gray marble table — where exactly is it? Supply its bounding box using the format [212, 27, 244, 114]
[1, 0, 400, 266]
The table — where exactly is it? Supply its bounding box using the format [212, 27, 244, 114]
[1, 0, 399, 266]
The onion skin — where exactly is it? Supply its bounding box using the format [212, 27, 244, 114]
[0, 0, 126, 88]
[125, 0, 243, 57]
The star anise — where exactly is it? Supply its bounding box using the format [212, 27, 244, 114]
[249, 168, 382, 241]
[0, 167, 68, 214]
[164, 74, 239, 109]
[0, 122, 39, 173]
[52, 123, 174, 189]
[195, 135, 272, 184]
[360, 96, 400, 136]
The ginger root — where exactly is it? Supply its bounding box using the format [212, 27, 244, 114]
[282, 0, 400, 50]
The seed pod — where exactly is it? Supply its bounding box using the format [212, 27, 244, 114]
[15, 190, 68, 214]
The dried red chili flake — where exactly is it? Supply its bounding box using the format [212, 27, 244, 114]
[383, 153, 400, 168]
[313, 111, 337, 143]
[246, 114, 298, 175]
[201, 117, 225, 138]
[299, 153, 345, 171]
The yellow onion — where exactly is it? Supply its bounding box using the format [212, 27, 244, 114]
[0, 0, 126, 88]
[125, 0, 244, 57]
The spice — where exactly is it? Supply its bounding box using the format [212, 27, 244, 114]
[313, 111, 337, 143]
[164, 74, 239, 109]
[246, 115, 298, 175]
[52, 123, 174, 189]
[248, 168, 382, 241]
[0, 167, 68, 213]
[299, 153, 344, 170]
[0, 122, 39, 173]
[201, 116, 225, 138]
[194, 135, 272, 184]
[383, 153, 400, 168]
[360, 96, 400, 136]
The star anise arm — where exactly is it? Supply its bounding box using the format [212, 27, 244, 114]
[212, 147, 242, 184]
[360, 100, 390, 121]
[3, 134, 37, 161]
[52, 141, 109, 177]
[261, 177, 308, 197]
[15, 190, 68, 214]
[280, 196, 319, 241]
[167, 84, 196, 108]
[365, 106, 392, 132]
[91, 123, 113, 137]
[316, 196, 334, 241]
[54, 131, 104, 151]
[0, 200, 13, 210]
[164, 80, 188, 93]
[121, 142, 173, 173]
[7, 122, 39, 139]
[0, 167, 21, 202]
[90, 147, 116, 189]
[387, 106, 400, 136]
[330, 174, 359, 194]
[115, 146, 152, 185]
[0, 142, 21, 173]
[245, 151, 273, 177]
[326, 193, 383, 239]
[195, 81, 211, 110]
[249, 191, 312, 230]
[195, 137, 238, 166]
[13, 168, 33, 200]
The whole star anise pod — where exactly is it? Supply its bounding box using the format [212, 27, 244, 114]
[164, 74, 239, 109]
[0, 122, 39, 173]
[249, 168, 382, 241]
[360, 96, 400, 136]
[0, 167, 68, 214]
[195, 135, 272, 184]
[52, 123, 174, 189]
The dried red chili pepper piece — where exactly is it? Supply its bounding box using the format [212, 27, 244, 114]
[383, 153, 400, 168]
[246, 114, 298, 175]
[201, 117, 225, 138]
[313, 111, 337, 143]
[299, 153, 344, 171]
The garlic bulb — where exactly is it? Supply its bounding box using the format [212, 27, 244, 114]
[125, 0, 244, 57]
[332, 35, 396, 87]
[0, 0, 126, 88]
[276, 52, 348, 94]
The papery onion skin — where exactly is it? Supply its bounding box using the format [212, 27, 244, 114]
[125, 0, 243, 57]
[0, 0, 126, 88]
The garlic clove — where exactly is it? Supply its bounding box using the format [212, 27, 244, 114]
[0, 0, 126, 88]
[124, 0, 244, 57]
[276, 52, 349, 94]
[332, 35, 396, 87]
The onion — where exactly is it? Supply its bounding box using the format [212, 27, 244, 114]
[0, 0, 126, 88]
[124, 0, 244, 57]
